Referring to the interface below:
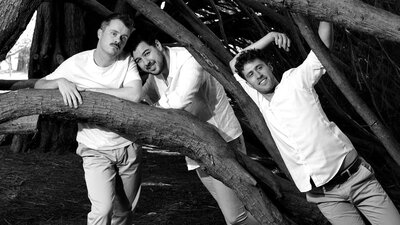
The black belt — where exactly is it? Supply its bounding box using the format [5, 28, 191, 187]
[324, 157, 362, 187]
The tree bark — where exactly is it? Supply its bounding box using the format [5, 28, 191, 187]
[169, 0, 233, 64]
[25, 1, 86, 154]
[0, 0, 42, 61]
[292, 14, 400, 167]
[247, 0, 400, 43]
[70, 0, 112, 17]
[0, 89, 302, 225]
[0, 115, 39, 134]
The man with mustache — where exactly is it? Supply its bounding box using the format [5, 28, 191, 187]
[34, 13, 142, 225]
[127, 32, 259, 224]
[231, 21, 400, 225]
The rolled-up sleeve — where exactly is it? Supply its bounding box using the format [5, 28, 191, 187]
[291, 51, 326, 89]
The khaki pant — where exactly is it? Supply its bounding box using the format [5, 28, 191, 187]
[306, 158, 400, 225]
[77, 143, 142, 225]
[196, 135, 259, 225]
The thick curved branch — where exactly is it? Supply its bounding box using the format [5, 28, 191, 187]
[0, 89, 294, 225]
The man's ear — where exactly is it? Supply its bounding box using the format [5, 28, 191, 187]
[155, 39, 163, 51]
[97, 29, 102, 39]
[267, 62, 274, 72]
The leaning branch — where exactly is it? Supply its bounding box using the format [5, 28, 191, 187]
[125, 0, 292, 181]
[292, 14, 400, 167]
[247, 0, 400, 43]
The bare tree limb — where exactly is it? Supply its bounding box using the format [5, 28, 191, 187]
[292, 14, 400, 167]
[207, 0, 230, 49]
[0, 89, 294, 225]
[249, 0, 400, 43]
[169, 0, 233, 64]
[124, 0, 292, 181]
[69, 0, 112, 17]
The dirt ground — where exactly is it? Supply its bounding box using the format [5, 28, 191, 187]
[0, 145, 226, 225]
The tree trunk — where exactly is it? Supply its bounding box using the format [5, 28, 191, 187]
[22, 1, 87, 154]
[0, 0, 41, 61]
[247, 0, 400, 43]
[0, 89, 317, 225]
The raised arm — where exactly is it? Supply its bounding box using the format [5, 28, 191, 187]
[318, 21, 334, 49]
[229, 32, 291, 73]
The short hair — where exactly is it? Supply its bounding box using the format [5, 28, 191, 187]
[125, 30, 158, 53]
[100, 13, 135, 32]
[235, 49, 270, 78]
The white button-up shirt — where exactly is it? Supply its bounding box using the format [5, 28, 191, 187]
[143, 46, 242, 170]
[235, 51, 354, 192]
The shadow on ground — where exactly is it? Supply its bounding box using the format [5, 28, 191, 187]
[0, 145, 225, 225]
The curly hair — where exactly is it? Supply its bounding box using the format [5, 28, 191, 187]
[234, 49, 270, 78]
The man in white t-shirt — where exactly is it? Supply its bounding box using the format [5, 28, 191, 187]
[230, 22, 400, 225]
[127, 32, 259, 225]
[34, 13, 142, 225]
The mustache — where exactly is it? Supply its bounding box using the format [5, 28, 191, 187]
[111, 42, 121, 49]
[145, 62, 155, 70]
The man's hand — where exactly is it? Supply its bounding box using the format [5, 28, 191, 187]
[267, 32, 291, 52]
[56, 78, 83, 108]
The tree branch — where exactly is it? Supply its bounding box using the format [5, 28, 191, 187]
[292, 14, 400, 167]
[124, 0, 292, 183]
[68, 0, 112, 17]
[249, 0, 400, 43]
[0, 89, 293, 225]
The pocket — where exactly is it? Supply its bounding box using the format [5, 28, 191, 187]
[360, 158, 374, 174]
[76, 143, 92, 157]
[76, 143, 84, 156]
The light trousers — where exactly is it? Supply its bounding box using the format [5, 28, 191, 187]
[196, 135, 259, 225]
[77, 143, 142, 225]
[306, 158, 400, 225]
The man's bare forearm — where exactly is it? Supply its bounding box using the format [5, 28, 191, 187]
[318, 21, 334, 49]
[34, 78, 59, 89]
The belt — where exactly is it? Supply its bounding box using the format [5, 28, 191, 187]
[324, 157, 362, 187]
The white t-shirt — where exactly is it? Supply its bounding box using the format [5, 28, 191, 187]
[44, 49, 141, 150]
[143, 47, 243, 170]
[235, 51, 354, 192]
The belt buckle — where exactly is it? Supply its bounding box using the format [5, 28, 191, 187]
[344, 169, 352, 178]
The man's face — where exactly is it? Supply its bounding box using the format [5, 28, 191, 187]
[97, 19, 131, 57]
[241, 58, 278, 94]
[132, 40, 165, 75]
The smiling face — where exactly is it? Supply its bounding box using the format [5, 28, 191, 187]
[97, 19, 131, 57]
[132, 40, 166, 75]
[242, 58, 278, 94]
